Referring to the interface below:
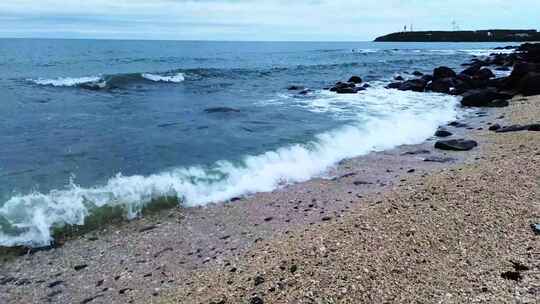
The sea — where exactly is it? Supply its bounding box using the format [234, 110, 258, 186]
[0, 39, 516, 247]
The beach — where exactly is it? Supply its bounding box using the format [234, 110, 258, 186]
[1, 93, 538, 303]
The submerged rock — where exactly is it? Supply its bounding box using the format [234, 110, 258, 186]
[434, 139, 478, 151]
[204, 107, 241, 113]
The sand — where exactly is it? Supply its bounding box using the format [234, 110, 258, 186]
[1, 95, 538, 304]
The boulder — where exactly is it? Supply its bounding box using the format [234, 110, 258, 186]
[473, 68, 495, 81]
[398, 79, 427, 92]
[394, 75, 404, 81]
[330, 82, 355, 92]
[348, 76, 363, 84]
[488, 124, 501, 131]
[421, 75, 434, 82]
[435, 139, 478, 151]
[386, 82, 402, 89]
[427, 78, 455, 94]
[518, 73, 540, 96]
[287, 85, 304, 90]
[412, 71, 423, 76]
[460, 64, 482, 77]
[434, 129, 453, 137]
[460, 89, 513, 107]
[433, 66, 456, 80]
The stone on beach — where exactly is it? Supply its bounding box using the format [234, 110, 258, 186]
[434, 139, 478, 151]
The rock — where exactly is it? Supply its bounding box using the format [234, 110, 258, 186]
[330, 82, 359, 94]
[427, 78, 454, 94]
[321, 216, 332, 221]
[402, 149, 430, 155]
[460, 64, 483, 77]
[423, 156, 454, 163]
[250, 296, 264, 304]
[287, 85, 304, 90]
[501, 271, 522, 281]
[434, 139, 478, 151]
[386, 82, 402, 89]
[434, 129, 453, 137]
[348, 76, 363, 84]
[433, 66, 456, 80]
[204, 107, 240, 113]
[473, 68, 495, 81]
[298, 89, 313, 95]
[394, 75, 404, 81]
[488, 124, 501, 131]
[412, 71, 423, 76]
[496, 124, 540, 133]
[361, 83, 371, 88]
[518, 73, 540, 96]
[48, 280, 64, 288]
[460, 89, 512, 107]
[138, 225, 157, 233]
[421, 75, 434, 82]
[511, 261, 530, 272]
[290, 265, 298, 273]
[448, 121, 468, 128]
[488, 99, 510, 107]
[254, 276, 265, 286]
[528, 124, 540, 131]
[74, 264, 88, 271]
[398, 79, 427, 92]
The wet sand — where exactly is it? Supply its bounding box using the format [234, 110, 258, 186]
[1, 96, 539, 304]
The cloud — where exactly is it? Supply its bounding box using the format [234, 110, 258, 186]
[0, 0, 538, 40]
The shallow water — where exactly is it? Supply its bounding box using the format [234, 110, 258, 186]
[0, 39, 515, 246]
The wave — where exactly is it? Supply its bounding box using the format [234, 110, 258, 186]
[0, 87, 459, 247]
[29, 71, 185, 90]
[141, 72, 185, 83]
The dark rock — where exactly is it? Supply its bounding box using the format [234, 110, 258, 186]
[81, 295, 104, 304]
[353, 180, 372, 185]
[394, 75, 404, 81]
[461, 89, 512, 107]
[402, 149, 430, 155]
[488, 124, 501, 131]
[250, 296, 264, 304]
[421, 75, 434, 82]
[511, 261, 530, 272]
[448, 121, 468, 128]
[263, 217, 273, 222]
[488, 99, 510, 107]
[460, 64, 483, 77]
[47, 290, 62, 298]
[74, 264, 88, 271]
[386, 82, 402, 89]
[348, 76, 363, 84]
[290, 265, 298, 273]
[434, 139, 478, 151]
[434, 129, 453, 137]
[321, 216, 332, 221]
[423, 156, 454, 163]
[473, 68, 495, 81]
[501, 271, 522, 281]
[518, 73, 540, 96]
[138, 225, 157, 233]
[331, 82, 359, 94]
[48, 280, 64, 288]
[204, 107, 240, 113]
[362, 83, 371, 88]
[495, 125, 529, 133]
[253, 275, 265, 286]
[287, 85, 304, 90]
[528, 124, 540, 131]
[433, 66, 456, 80]
[0, 277, 16, 285]
[407, 169, 415, 173]
[298, 89, 313, 95]
[412, 71, 423, 76]
[427, 78, 454, 94]
[398, 79, 427, 92]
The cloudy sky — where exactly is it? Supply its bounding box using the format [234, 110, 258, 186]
[0, 0, 538, 41]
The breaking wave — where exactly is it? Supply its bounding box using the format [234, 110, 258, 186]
[0, 86, 459, 247]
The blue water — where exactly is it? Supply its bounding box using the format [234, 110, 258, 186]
[0, 39, 514, 246]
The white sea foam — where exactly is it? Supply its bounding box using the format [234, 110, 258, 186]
[0, 87, 459, 247]
[30, 76, 102, 87]
[141, 72, 185, 83]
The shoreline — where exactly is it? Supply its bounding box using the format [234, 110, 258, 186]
[1, 95, 530, 303]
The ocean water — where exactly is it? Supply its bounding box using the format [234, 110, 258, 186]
[0, 39, 515, 246]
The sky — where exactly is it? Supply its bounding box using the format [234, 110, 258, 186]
[0, 0, 538, 41]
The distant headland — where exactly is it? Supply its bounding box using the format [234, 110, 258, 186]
[374, 29, 540, 42]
